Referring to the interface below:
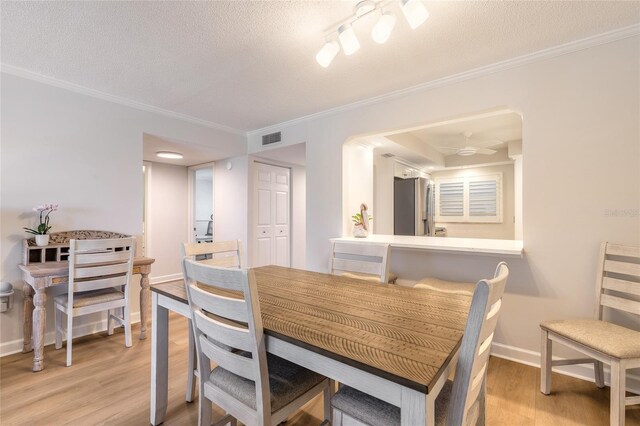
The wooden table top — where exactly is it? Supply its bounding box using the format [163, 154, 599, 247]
[152, 265, 472, 393]
[18, 256, 155, 277]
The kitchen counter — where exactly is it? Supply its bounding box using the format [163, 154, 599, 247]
[331, 235, 524, 257]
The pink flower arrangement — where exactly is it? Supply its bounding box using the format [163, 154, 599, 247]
[24, 204, 59, 235]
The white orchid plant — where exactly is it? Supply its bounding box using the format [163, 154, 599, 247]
[23, 203, 59, 235]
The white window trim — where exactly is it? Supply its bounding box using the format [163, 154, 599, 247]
[434, 172, 503, 223]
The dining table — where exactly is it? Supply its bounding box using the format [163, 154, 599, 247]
[150, 265, 472, 426]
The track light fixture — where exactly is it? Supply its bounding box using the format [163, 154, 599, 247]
[315, 0, 428, 68]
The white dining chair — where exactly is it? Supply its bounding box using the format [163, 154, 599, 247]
[182, 258, 332, 426]
[183, 239, 243, 402]
[329, 241, 396, 284]
[54, 237, 135, 367]
[331, 262, 509, 426]
[540, 242, 640, 426]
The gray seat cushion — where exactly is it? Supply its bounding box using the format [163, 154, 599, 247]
[414, 277, 475, 295]
[540, 319, 640, 359]
[331, 381, 453, 426]
[208, 353, 325, 413]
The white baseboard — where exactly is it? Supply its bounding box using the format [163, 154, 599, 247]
[0, 312, 141, 357]
[491, 342, 640, 394]
[150, 273, 182, 284]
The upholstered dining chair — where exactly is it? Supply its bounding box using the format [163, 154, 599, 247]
[331, 262, 510, 426]
[540, 242, 640, 426]
[183, 239, 243, 402]
[329, 241, 396, 284]
[182, 258, 331, 426]
[54, 237, 135, 366]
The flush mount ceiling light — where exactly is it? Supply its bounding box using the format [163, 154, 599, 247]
[156, 151, 183, 159]
[315, 0, 428, 68]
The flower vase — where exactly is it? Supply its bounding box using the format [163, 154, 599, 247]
[353, 224, 368, 238]
[35, 234, 50, 247]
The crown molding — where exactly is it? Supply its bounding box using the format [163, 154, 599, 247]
[0, 64, 246, 136]
[248, 23, 640, 136]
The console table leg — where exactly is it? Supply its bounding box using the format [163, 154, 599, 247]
[32, 289, 46, 372]
[22, 283, 34, 353]
[139, 271, 150, 340]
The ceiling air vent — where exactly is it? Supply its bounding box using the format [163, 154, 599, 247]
[381, 153, 395, 158]
[262, 132, 282, 146]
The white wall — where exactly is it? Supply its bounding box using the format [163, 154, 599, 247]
[214, 156, 249, 266]
[373, 153, 394, 234]
[248, 36, 640, 379]
[342, 143, 374, 236]
[146, 162, 188, 279]
[0, 73, 246, 354]
[432, 163, 515, 240]
[291, 164, 306, 269]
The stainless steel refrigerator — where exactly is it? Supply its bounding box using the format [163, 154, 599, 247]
[394, 177, 435, 236]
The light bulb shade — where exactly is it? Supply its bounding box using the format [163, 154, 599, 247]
[338, 23, 360, 55]
[316, 40, 340, 67]
[400, 0, 429, 30]
[371, 11, 396, 44]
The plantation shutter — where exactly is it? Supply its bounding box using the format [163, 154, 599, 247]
[439, 182, 464, 217]
[469, 179, 498, 217]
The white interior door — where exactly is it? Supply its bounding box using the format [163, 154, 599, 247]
[253, 162, 290, 267]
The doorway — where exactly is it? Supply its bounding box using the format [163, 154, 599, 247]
[188, 163, 215, 244]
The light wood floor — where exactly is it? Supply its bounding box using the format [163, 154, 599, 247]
[1, 314, 639, 425]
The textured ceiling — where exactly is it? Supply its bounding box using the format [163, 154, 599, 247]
[2, 1, 639, 131]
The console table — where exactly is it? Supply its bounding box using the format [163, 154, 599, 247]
[18, 230, 155, 372]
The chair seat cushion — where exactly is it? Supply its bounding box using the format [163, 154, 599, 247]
[342, 272, 398, 284]
[332, 381, 453, 426]
[54, 288, 124, 308]
[208, 353, 325, 413]
[414, 277, 475, 295]
[541, 319, 640, 359]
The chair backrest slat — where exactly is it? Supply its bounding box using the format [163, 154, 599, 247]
[595, 242, 640, 319]
[74, 262, 130, 279]
[74, 250, 132, 265]
[600, 294, 640, 315]
[183, 260, 245, 292]
[183, 240, 243, 268]
[606, 243, 640, 258]
[329, 242, 390, 283]
[193, 310, 252, 352]
[603, 277, 640, 297]
[188, 284, 248, 323]
[198, 333, 256, 381]
[74, 275, 127, 293]
[604, 260, 640, 278]
[448, 262, 509, 426]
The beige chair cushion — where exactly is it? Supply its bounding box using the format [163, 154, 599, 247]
[341, 272, 398, 284]
[54, 288, 124, 308]
[541, 319, 640, 359]
[414, 277, 475, 295]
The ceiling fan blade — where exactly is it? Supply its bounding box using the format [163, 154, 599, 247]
[437, 146, 459, 151]
[471, 138, 504, 148]
[476, 148, 497, 155]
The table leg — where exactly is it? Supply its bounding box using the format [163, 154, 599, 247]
[139, 271, 150, 340]
[32, 288, 47, 372]
[150, 292, 169, 426]
[22, 283, 34, 353]
[401, 387, 427, 425]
